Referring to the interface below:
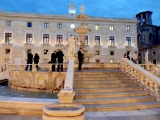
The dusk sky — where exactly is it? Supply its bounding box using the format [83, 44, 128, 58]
[0, 0, 159, 25]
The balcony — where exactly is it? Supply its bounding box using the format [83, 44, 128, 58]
[24, 42, 33, 46]
[42, 43, 50, 46]
[2, 42, 12, 46]
[94, 44, 101, 48]
[55, 43, 64, 46]
[125, 45, 133, 49]
[109, 45, 116, 48]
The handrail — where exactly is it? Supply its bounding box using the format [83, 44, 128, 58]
[120, 58, 160, 95]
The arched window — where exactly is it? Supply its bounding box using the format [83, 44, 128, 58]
[153, 59, 156, 64]
[137, 34, 141, 41]
[149, 33, 152, 41]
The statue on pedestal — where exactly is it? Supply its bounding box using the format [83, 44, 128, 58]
[80, 4, 84, 14]
[68, 36, 75, 57]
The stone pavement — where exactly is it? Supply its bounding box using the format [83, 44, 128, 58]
[1, 108, 160, 120]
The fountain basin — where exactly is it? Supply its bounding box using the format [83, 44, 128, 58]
[43, 103, 85, 120]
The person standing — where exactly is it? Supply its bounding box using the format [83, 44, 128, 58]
[133, 51, 138, 64]
[51, 50, 57, 71]
[56, 49, 64, 72]
[25, 51, 33, 71]
[34, 53, 40, 71]
[78, 48, 84, 71]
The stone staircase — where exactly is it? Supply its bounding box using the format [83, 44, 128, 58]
[73, 70, 160, 111]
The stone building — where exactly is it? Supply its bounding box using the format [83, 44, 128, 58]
[0, 3, 138, 64]
[136, 11, 160, 65]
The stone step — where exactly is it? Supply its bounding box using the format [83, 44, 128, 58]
[74, 86, 144, 93]
[74, 83, 139, 88]
[75, 72, 125, 75]
[83, 101, 160, 111]
[74, 77, 133, 80]
[74, 80, 136, 84]
[74, 74, 130, 77]
[74, 95, 156, 104]
[75, 91, 149, 98]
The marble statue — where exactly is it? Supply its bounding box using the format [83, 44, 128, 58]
[68, 36, 75, 57]
[145, 50, 149, 63]
[80, 4, 84, 14]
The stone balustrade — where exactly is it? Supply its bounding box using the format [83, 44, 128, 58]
[138, 63, 160, 78]
[7, 63, 67, 93]
[120, 58, 160, 95]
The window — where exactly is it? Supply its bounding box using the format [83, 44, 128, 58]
[43, 34, 49, 44]
[57, 24, 62, 29]
[110, 26, 114, 31]
[126, 26, 130, 31]
[96, 59, 100, 62]
[110, 51, 114, 55]
[153, 59, 156, 64]
[5, 59, 10, 63]
[153, 51, 156, 55]
[26, 34, 32, 43]
[6, 21, 11, 27]
[57, 35, 63, 44]
[95, 50, 100, 55]
[44, 50, 48, 54]
[85, 36, 88, 45]
[44, 23, 49, 28]
[95, 36, 100, 45]
[126, 37, 131, 46]
[95, 25, 99, 30]
[27, 22, 32, 27]
[5, 33, 12, 43]
[5, 49, 10, 54]
[109, 36, 115, 46]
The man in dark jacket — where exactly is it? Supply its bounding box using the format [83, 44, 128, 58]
[78, 48, 84, 71]
[56, 49, 64, 72]
[25, 51, 33, 71]
[51, 50, 57, 71]
[34, 53, 40, 71]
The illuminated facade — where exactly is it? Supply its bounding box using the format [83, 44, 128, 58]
[0, 3, 138, 64]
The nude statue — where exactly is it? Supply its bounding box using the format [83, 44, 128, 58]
[80, 4, 84, 14]
[68, 36, 75, 57]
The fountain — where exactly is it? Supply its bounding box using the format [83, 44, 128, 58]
[42, 5, 87, 120]
[73, 4, 94, 62]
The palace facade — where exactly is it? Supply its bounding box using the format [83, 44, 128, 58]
[136, 11, 160, 65]
[0, 3, 138, 64]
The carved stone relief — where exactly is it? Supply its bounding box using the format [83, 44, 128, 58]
[36, 75, 47, 90]
[52, 73, 65, 92]
[22, 75, 31, 88]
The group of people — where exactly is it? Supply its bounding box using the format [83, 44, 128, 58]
[50, 49, 64, 72]
[50, 48, 84, 72]
[25, 47, 84, 72]
[124, 51, 138, 64]
[25, 51, 40, 71]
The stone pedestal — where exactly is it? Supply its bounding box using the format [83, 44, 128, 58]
[57, 89, 75, 103]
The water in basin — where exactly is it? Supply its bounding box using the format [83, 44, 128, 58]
[0, 85, 58, 99]
[49, 106, 79, 110]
